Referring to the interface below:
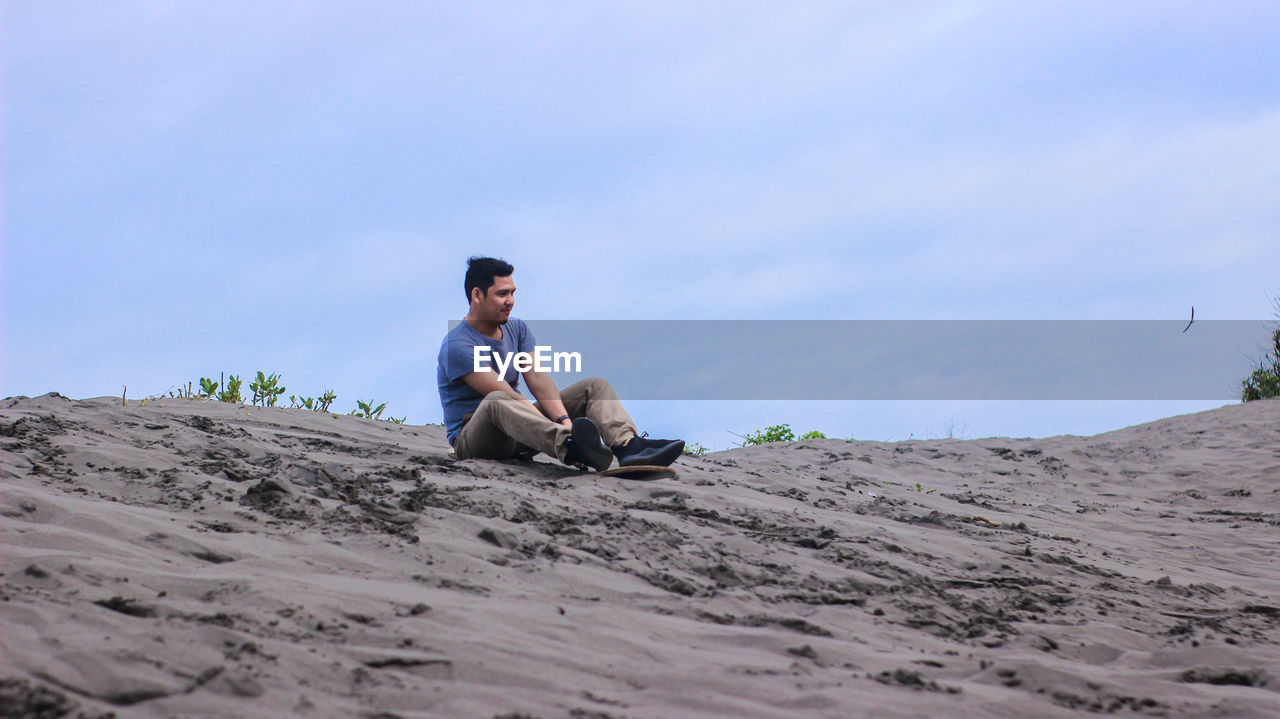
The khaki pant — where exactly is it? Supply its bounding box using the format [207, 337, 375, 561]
[452, 377, 638, 463]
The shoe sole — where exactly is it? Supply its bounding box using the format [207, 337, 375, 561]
[618, 440, 685, 468]
[571, 417, 614, 472]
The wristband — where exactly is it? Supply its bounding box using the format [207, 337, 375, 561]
[554, 414, 570, 423]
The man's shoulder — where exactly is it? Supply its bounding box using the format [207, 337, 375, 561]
[438, 321, 476, 366]
[441, 320, 479, 345]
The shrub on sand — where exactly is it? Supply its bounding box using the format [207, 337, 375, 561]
[1241, 329, 1280, 401]
[1241, 299, 1280, 402]
[739, 424, 795, 446]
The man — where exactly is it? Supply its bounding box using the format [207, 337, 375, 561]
[437, 256, 684, 471]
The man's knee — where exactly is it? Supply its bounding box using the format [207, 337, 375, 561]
[479, 391, 521, 406]
[475, 391, 540, 421]
[561, 377, 616, 405]
[477, 391, 527, 412]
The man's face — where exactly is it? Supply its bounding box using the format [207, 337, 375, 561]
[472, 274, 515, 322]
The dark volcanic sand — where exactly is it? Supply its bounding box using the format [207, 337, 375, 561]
[2, 393, 1278, 718]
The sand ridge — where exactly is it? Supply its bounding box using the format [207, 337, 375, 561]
[1, 393, 1278, 718]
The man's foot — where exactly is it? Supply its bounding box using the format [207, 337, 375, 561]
[563, 417, 613, 472]
[613, 435, 685, 468]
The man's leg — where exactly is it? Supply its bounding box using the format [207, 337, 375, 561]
[454, 393, 572, 461]
[557, 377, 684, 467]
[556, 377, 638, 449]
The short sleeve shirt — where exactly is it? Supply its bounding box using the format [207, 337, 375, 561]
[437, 318, 536, 445]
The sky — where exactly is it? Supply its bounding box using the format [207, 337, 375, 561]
[4, 1, 1279, 449]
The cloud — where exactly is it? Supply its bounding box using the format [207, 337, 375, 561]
[477, 101, 1280, 319]
[5, 1, 1279, 430]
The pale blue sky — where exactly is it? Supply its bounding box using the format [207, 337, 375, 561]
[4, 2, 1278, 447]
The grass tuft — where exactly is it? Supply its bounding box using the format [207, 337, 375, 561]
[164, 373, 398, 421]
[683, 442, 708, 457]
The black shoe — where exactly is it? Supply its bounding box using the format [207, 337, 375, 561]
[563, 417, 613, 472]
[613, 435, 685, 468]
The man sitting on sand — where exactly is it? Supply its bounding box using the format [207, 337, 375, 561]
[437, 256, 684, 471]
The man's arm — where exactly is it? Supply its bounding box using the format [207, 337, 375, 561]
[462, 370, 524, 402]
[523, 370, 570, 426]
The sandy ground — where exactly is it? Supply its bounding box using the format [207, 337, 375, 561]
[1, 393, 1278, 718]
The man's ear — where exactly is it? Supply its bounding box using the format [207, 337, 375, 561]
[469, 286, 484, 305]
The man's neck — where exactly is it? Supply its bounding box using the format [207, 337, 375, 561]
[464, 313, 503, 339]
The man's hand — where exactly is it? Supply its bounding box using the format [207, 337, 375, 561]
[524, 370, 570, 425]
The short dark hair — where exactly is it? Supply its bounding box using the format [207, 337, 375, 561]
[464, 256, 514, 303]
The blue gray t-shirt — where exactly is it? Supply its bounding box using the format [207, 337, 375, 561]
[437, 318, 535, 445]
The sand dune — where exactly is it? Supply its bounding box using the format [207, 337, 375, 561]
[2, 393, 1278, 718]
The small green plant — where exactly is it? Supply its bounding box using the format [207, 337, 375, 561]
[316, 390, 337, 412]
[1239, 295, 1280, 402]
[388, 416, 407, 424]
[188, 373, 339, 410]
[914, 482, 937, 494]
[249, 371, 286, 407]
[351, 399, 387, 420]
[738, 423, 795, 446]
[290, 391, 336, 412]
[799, 430, 826, 440]
[683, 442, 708, 457]
[1242, 326, 1280, 402]
[1242, 366, 1280, 401]
[217, 375, 243, 404]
